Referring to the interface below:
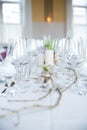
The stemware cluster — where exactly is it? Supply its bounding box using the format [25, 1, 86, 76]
[0, 35, 87, 97]
[57, 36, 87, 95]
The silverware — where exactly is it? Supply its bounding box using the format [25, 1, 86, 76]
[1, 81, 15, 94]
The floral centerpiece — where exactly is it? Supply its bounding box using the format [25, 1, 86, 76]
[44, 36, 58, 65]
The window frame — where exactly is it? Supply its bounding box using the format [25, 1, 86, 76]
[72, 4, 87, 25]
[0, 0, 21, 25]
[72, 0, 87, 37]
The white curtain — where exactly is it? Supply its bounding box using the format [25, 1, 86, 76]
[0, 23, 22, 43]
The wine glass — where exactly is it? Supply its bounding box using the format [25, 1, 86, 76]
[0, 45, 7, 62]
[1, 72, 16, 96]
[0, 60, 16, 97]
[0, 41, 15, 90]
[11, 38, 31, 90]
[61, 36, 83, 68]
[27, 39, 39, 75]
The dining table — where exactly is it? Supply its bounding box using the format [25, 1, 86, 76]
[0, 55, 87, 130]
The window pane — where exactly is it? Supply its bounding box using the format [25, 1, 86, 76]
[0, 0, 20, 2]
[2, 3, 20, 24]
[72, 0, 87, 7]
[73, 7, 86, 16]
[73, 7, 87, 24]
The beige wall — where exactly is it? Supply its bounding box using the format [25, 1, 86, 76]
[53, 0, 66, 22]
[32, 0, 66, 22]
[32, 0, 44, 22]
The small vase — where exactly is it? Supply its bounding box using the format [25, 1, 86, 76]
[45, 50, 54, 66]
[38, 53, 44, 66]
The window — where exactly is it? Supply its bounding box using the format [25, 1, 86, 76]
[72, 0, 87, 25]
[3, 3, 20, 24]
[73, 0, 87, 7]
[72, 0, 87, 36]
[0, 0, 21, 24]
[0, 0, 22, 43]
[73, 7, 87, 24]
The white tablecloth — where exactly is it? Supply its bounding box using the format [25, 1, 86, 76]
[0, 61, 87, 130]
[0, 92, 87, 130]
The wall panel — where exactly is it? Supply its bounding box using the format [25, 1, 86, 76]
[32, 0, 66, 22]
[32, 0, 44, 21]
[53, 0, 66, 22]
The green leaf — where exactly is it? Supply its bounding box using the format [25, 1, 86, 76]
[42, 64, 49, 71]
[44, 36, 56, 50]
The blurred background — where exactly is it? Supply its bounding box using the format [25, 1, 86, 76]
[0, 0, 87, 43]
